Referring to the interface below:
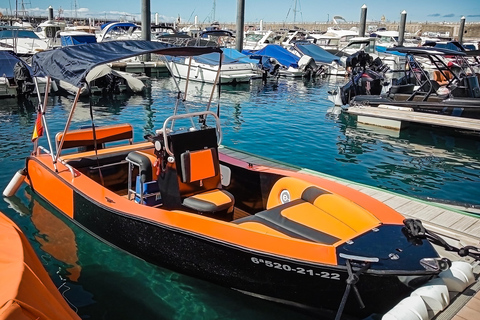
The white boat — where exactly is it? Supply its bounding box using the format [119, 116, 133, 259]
[35, 19, 67, 48]
[166, 49, 262, 84]
[0, 25, 49, 56]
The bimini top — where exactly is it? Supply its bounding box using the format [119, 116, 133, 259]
[32, 40, 222, 87]
[387, 46, 467, 56]
[293, 42, 341, 64]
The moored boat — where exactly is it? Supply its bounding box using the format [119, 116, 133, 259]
[344, 46, 480, 119]
[0, 211, 81, 320]
[6, 40, 477, 319]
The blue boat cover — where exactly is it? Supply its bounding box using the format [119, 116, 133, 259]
[60, 34, 97, 46]
[32, 40, 222, 87]
[100, 22, 138, 31]
[244, 44, 300, 68]
[0, 51, 32, 79]
[222, 48, 259, 64]
[294, 43, 341, 64]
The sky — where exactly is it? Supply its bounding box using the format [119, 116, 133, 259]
[2, 0, 480, 24]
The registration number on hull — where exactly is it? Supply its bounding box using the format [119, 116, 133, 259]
[251, 257, 341, 280]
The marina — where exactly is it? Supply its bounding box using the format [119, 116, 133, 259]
[1, 1, 480, 319]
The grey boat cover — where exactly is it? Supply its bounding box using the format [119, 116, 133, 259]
[32, 40, 222, 87]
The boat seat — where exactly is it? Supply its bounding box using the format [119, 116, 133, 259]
[235, 177, 380, 243]
[157, 127, 234, 220]
[433, 70, 453, 86]
[179, 148, 234, 216]
[55, 123, 133, 152]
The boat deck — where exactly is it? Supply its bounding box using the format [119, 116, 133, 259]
[219, 145, 480, 319]
[345, 105, 480, 132]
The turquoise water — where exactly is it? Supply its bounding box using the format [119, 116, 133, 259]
[1, 76, 480, 319]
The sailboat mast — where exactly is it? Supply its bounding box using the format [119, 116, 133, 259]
[293, 0, 297, 25]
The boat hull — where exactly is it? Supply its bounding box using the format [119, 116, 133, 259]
[166, 59, 259, 84]
[24, 149, 441, 318]
[351, 95, 480, 119]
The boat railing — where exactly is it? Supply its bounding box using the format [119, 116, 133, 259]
[161, 110, 222, 157]
[36, 145, 77, 178]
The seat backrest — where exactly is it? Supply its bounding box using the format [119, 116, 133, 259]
[433, 70, 444, 82]
[56, 123, 133, 151]
[157, 127, 221, 208]
[180, 148, 219, 183]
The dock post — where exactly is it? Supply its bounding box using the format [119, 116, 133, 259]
[458, 16, 466, 44]
[236, 0, 245, 52]
[359, 4, 367, 37]
[398, 10, 407, 46]
[141, 0, 152, 76]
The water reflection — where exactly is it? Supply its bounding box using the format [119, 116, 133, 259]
[338, 120, 480, 205]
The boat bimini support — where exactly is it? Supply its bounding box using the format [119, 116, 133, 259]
[33, 76, 56, 167]
[163, 51, 224, 128]
[54, 86, 82, 167]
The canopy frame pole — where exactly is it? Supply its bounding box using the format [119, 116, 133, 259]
[207, 52, 223, 111]
[33, 76, 56, 167]
[54, 87, 82, 169]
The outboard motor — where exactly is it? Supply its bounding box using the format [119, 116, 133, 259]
[339, 51, 388, 104]
[13, 62, 34, 96]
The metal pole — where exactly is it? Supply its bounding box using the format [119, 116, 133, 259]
[359, 4, 367, 37]
[141, 0, 151, 67]
[458, 16, 465, 44]
[235, 0, 245, 52]
[398, 10, 407, 47]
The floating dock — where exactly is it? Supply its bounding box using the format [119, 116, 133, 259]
[345, 105, 480, 133]
[219, 146, 480, 320]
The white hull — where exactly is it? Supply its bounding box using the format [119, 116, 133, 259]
[166, 58, 260, 84]
[0, 76, 48, 98]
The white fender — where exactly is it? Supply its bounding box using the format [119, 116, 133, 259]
[382, 295, 429, 320]
[410, 277, 449, 317]
[3, 168, 27, 197]
[439, 261, 475, 294]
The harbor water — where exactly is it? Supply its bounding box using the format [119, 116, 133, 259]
[1, 75, 479, 319]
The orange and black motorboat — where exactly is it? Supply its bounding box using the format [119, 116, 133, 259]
[4, 40, 457, 318]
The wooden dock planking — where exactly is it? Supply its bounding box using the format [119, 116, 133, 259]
[346, 106, 480, 132]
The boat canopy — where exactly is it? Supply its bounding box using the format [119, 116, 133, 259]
[387, 46, 466, 56]
[0, 50, 33, 79]
[222, 48, 259, 64]
[100, 22, 139, 31]
[32, 40, 222, 87]
[293, 42, 341, 64]
[60, 32, 97, 46]
[245, 44, 300, 68]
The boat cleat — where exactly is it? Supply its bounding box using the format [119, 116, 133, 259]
[420, 257, 451, 272]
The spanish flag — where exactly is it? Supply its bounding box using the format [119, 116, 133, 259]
[31, 111, 44, 142]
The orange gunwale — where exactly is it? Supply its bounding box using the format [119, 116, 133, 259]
[26, 144, 406, 267]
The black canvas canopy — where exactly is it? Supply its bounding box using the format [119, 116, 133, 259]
[387, 46, 467, 56]
[32, 40, 222, 87]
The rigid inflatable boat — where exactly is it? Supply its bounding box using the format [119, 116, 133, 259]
[0, 211, 81, 320]
[5, 40, 465, 318]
